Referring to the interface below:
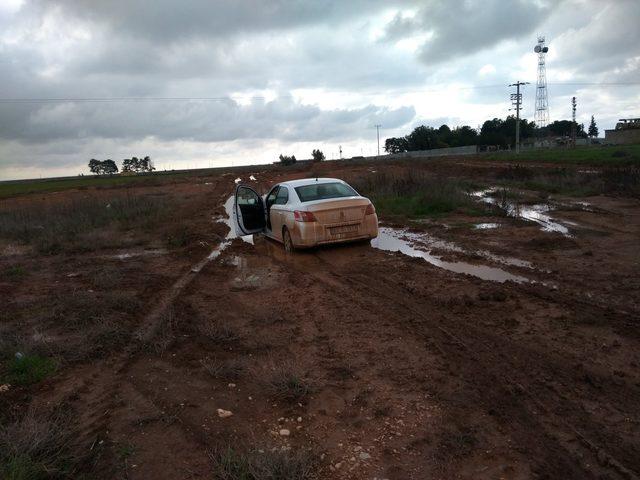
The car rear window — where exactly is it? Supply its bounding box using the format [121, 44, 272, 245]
[295, 182, 358, 202]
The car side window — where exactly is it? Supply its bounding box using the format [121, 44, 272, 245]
[274, 186, 289, 205]
[266, 186, 279, 208]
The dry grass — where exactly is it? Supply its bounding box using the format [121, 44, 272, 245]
[211, 447, 316, 480]
[200, 358, 247, 381]
[0, 192, 166, 254]
[0, 407, 83, 479]
[262, 362, 312, 403]
[200, 321, 242, 345]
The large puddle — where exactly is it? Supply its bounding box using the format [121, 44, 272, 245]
[371, 227, 529, 283]
[473, 189, 571, 236]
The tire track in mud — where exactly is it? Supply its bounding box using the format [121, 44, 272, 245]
[50, 190, 236, 459]
[291, 249, 640, 480]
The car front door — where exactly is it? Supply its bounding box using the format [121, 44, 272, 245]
[234, 185, 266, 235]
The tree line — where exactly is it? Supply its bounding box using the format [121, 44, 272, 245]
[385, 115, 598, 154]
[88, 156, 155, 175]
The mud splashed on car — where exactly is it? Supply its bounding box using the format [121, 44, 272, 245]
[371, 227, 530, 283]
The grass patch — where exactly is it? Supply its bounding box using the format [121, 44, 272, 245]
[350, 170, 483, 218]
[211, 447, 315, 480]
[0, 408, 81, 479]
[494, 164, 640, 197]
[486, 144, 640, 166]
[201, 358, 247, 381]
[0, 193, 166, 254]
[263, 363, 312, 403]
[4, 354, 56, 386]
[2, 265, 26, 280]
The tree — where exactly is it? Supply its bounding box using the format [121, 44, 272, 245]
[384, 137, 409, 154]
[88, 159, 118, 175]
[278, 154, 296, 166]
[122, 155, 155, 173]
[588, 115, 598, 138]
[311, 149, 325, 162]
[102, 159, 118, 175]
[88, 159, 102, 174]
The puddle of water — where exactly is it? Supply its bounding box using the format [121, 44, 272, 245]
[473, 189, 571, 236]
[372, 227, 529, 283]
[474, 223, 500, 230]
[111, 249, 167, 260]
[195, 195, 255, 271]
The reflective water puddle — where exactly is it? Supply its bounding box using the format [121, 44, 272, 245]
[195, 196, 254, 270]
[473, 189, 571, 236]
[371, 227, 529, 283]
[474, 223, 500, 230]
[110, 249, 167, 260]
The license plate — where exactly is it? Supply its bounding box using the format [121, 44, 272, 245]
[329, 224, 358, 236]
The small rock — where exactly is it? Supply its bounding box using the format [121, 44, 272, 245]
[359, 452, 371, 460]
[279, 429, 290, 436]
[217, 408, 233, 418]
[297, 416, 302, 422]
[228, 383, 236, 388]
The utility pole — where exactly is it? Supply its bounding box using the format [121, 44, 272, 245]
[374, 124, 382, 156]
[571, 96, 577, 148]
[509, 81, 529, 154]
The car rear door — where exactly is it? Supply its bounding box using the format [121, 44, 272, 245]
[234, 185, 266, 235]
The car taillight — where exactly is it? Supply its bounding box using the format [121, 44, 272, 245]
[365, 203, 376, 215]
[294, 210, 317, 222]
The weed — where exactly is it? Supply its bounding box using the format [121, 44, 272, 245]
[149, 308, 176, 355]
[201, 358, 247, 381]
[435, 426, 478, 459]
[165, 224, 191, 248]
[200, 322, 241, 345]
[91, 266, 123, 290]
[2, 265, 26, 280]
[211, 447, 315, 480]
[0, 408, 79, 479]
[116, 442, 136, 459]
[5, 354, 56, 385]
[263, 363, 311, 402]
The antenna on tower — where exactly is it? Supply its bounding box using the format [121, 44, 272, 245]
[534, 36, 550, 128]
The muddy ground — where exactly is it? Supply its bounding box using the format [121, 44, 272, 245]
[1, 156, 639, 479]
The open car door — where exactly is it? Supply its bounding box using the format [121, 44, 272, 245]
[234, 185, 266, 235]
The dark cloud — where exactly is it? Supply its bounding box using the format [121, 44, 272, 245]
[0, 96, 415, 144]
[0, 0, 639, 179]
[383, 0, 557, 64]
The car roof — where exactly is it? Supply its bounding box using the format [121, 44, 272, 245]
[277, 178, 347, 188]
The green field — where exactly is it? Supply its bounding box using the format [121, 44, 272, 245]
[0, 168, 227, 199]
[485, 144, 640, 166]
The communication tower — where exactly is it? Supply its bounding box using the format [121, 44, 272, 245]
[534, 36, 550, 128]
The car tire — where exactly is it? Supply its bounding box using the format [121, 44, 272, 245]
[283, 227, 294, 253]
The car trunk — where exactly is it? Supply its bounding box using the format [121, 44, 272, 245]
[307, 198, 370, 239]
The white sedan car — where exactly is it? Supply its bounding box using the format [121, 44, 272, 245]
[234, 178, 378, 251]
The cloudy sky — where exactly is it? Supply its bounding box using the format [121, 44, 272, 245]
[0, 0, 638, 180]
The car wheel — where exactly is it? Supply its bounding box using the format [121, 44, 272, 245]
[283, 227, 294, 253]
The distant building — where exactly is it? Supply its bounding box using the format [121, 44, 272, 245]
[605, 118, 640, 145]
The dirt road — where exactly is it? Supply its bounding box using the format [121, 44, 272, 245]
[1, 158, 639, 479]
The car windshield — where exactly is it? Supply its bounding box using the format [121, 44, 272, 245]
[295, 182, 358, 202]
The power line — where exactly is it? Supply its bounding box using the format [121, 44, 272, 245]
[0, 82, 637, 104]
